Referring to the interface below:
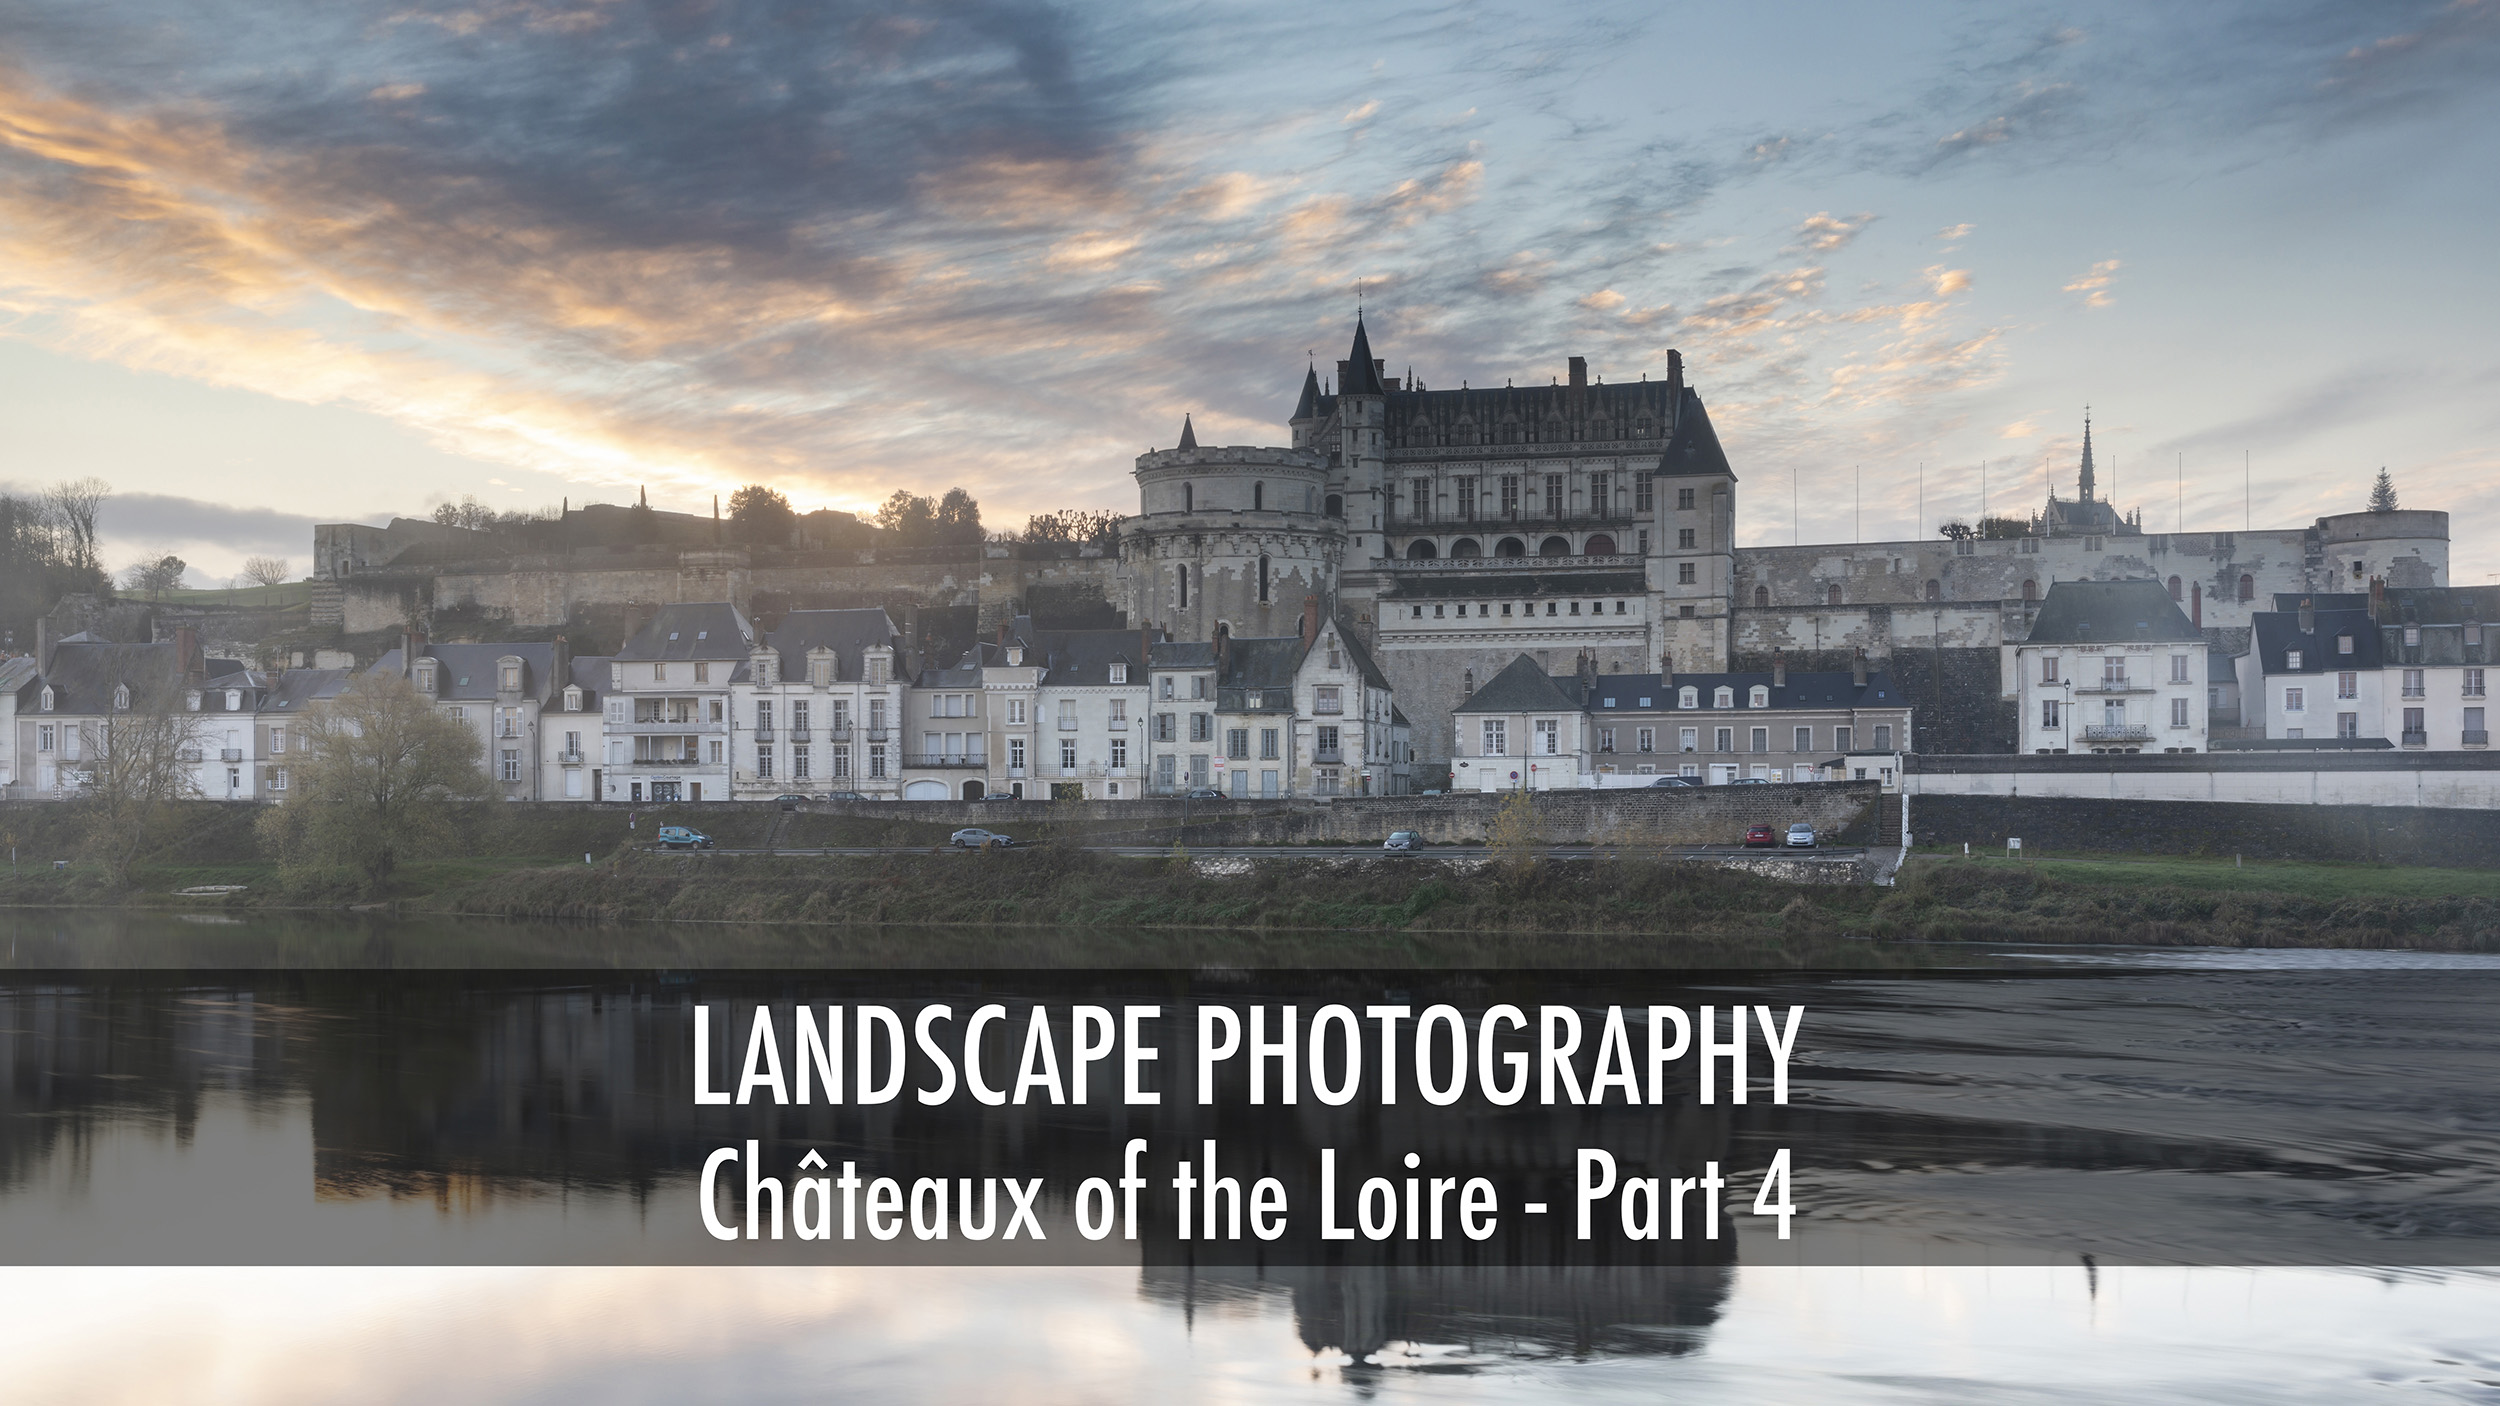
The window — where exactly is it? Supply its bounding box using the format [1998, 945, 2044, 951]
[1110, 737, 1127, 769]
[1260, 728, 1278, 759]
[1635, 477, 1653, 511]
[1679, 726, 1698, 752]
[1679, 687, 1698, 709]
[1107, 699, 1127, 729]
[2102, 656, 2127, 687]
[2170, 697, 2190, 728]
[2041, 698, 2063, 730]
[1060, 739, 1078, 769]
[1597, 727, 1615, 753]
[793, 747, 810, 779]
[2238, 574, 2254, 602]
[38, 725, 53, 752]
[2466, 707, 2486, 739]
[694, 662, 710, 684]
[1713, 727, 1733, 753]
[1749, 727, 1768, 753]
[1158, 677, 1172, 700]
[2338, 634, 2354, 655]
[755, 749, 773, 780]
[834, 745, 853, 778]
[1177, 564, 1189, 609]
[1457, 478, 1476, 519]
[1826, 585, 1842, 607]
[1748, 686, 1769, 708]
[2338, 712, 2359, 739]
[1480, 718, 1507, 756]
[757, 700, 775, 732]
[1008, 738, 1025, 771]
[1636, 726, 1655, 753]
[1712, 687, 1733, 709]
[1226, 729, 1249, 760]
[1677, 487, 1695, 511]
[2287, 650, 2302, 670]
[1500, 475, 1520, 516]
[2405, 625, 2421, 647]
[2467, 669, 2487, 697]
[270, 727, 286, 754]
[1543, 475, 1563, 517]
[1314, 686, 1343, 714]
[2403, 669, 2425, 698]
[2040, 656, 2060, 684]
[1873, 724, 1892, 750]
[1535, 719, 1559, 754]
[500, 749, 522, 783]
[2171, 655, 2191, 683]
[270, 768, 288, 792]
[1678, 562, 1696, 585]
[1833, 726, 1852, 751]
[2403, 706, 2425, 739]
[1155, 754, 1175, 789]
[2283, 687, 2304, 713]
[2337, 671, 2357, 699]
[1190, 713, 1212, 742]
[1793, 727, 1812, 752]
[1191, 676, 1207, 700]
[1154, 713, 1175, 742]
[1109, 663, 1128, 684]
[1059, 700, 1079, 730]
[1678, 528, 1695, 549]
[1590, 472, 1609, 517]
[2168, 576, 2182, 601]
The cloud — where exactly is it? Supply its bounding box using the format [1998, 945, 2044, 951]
[1792, 212, 1875, 253]
[2063, 259, 2121, 307]
[2000, 419, 2039, 439]
[1926, 266, 1973, 296]
[1936, 222, 1975, 241]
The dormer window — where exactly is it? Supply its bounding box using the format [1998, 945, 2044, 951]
[500, 663, 521, 692]
[113, 684, 130, 711]
[1679, 686, 1698, 709]
[226, 689, 242, 710]
[39, 686, 53, 712]
[2405, 625, 2421, 647]
[186, 691, 202, 712]
[1109, 663, 1128, 684]
[1748, 686, 1769, 708]
[1712, 687, 1734, 709]
[563, 685, 583, 712]
[2338, 635, 2353, 655]
[415, 660, 438, 695]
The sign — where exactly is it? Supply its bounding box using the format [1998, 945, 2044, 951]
[2007, 837, 2023, 851]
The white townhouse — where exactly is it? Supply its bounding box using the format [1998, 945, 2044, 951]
[538, 653, 611, 800]
[1019, 620, 1151, 801]
[2243, 583, 2493, 749]
[905, 630, 1045, 802]
[252, 667, 353, 802]
[603, 604, 750, 803]
[1450, 654, 1595, 791]
[372, 636, 580, 800]
[730, 608, 906, 800]
[2011, 579, 2210, 756]
[11, 626, 252, 800]
[1145, 639, 1220, 794]
[1146, 604, 1408, 798]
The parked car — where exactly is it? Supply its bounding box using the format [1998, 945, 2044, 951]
[1419, 789, 1444, 796]
[1785, 823, 1817, 848]
[1383, 831, 1419, 852]
[824, 791, 868, 801]
[1651, 775, 1699, 788]
[950, 828, 1014, 849]
[656, 826, 713, 850]
[1184, 787, 1225, 800]
[975, 791, 1020, 802]
[1728, 777, 1769, 786]
[1743, 824, 1776, 848]
[774, 794, 809, 810]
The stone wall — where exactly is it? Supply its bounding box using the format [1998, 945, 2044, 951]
[1903, 751, 2500, 809]
[1908, 792, 2500, 868]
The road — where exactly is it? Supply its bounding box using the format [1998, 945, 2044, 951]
[646, 843, 1871, 859]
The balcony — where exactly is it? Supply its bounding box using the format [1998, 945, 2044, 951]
[2072, 683, 2153, 696]
[752, 727, 776, 742]
[220, 748, 244, 763]
[178, 749, 203, 764]
[902, 754, 989, 769]
[632, 756, 704, 767]
[1107, 718, 1127, 731]
[2080, 724, 2151, 742]
[2464, 730, 2489, 746]
[557, 750, 586, 766]
[1058, 719, 1080, 731]
[1385, 553, 1644, 573]
[1313, 749, 1344, 765]
[2402, 729, 2429, 747]
[617, 718, 725, 734]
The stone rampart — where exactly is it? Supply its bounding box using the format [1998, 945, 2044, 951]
[1907, 792, 2500, 869]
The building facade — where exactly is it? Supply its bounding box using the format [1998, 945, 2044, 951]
[2011, 580, 2211, 755]
[2243, 585, 2493, 749]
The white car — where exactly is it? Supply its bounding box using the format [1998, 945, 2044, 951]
[1785, 823, 1817, 848]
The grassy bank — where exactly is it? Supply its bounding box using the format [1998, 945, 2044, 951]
[411, 847, 2500, 950]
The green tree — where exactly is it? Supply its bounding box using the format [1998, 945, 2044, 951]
[2368, 468, 2398, 513]
[258, 673, 485, 893]
[935, 487, 983, 544]
[727, 485, 797, 545]
[75, 681, 208, 888]
[875, 490, 937, 543]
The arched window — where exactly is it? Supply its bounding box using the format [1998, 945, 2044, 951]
[1462, 669, 1475, 695]
[2238, 573, 2254, 602]
[1324, 494, 1343, 519]
[1584, 534, 1616, 555]
[1404, 540, 1437, 560]
[1679, 686, 1699, 709]
[113, 684, 129, 711]
[1450, 538, 1482, 558]
[1181, 482, 1194, 512]
[1258, 554, 1272, 602]
[40, 686, 54, 711]
[1826, 584, 1842, 606]
[1749, 686, 1770, 708]
[1496, 537, 1527, 558]
[2021, 579, 2038, 602]
[1713, 687, 1735, 709]
[1253, 481, 1264, 511]
[1538, 535, 1571, 558]
[1925, 579, 1940, 602]
[2168, 575, 2183, 601]
[1753, 585, 1770, 607]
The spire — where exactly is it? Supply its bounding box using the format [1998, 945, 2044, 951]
[2077, 409, 2096, 503]
[1292, 363, 1321, 420]
[1340, 314, 1387, 396]
[1177, 414, 1198, 451]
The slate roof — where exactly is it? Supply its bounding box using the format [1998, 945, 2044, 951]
[1586, 671, 1903, 712]
[259, 668, 353, 714]
[566, 655, 613, 704]
[1327, 613, 1394, 692]
[753, 608, 896, 683]
[1149, 641, 1217, 670]
[1340, 314, 1389, 396]
[1007, 616, 1153, 687]
[1291, 365, 1322, 421]
[2022, 579, 2204, 645]
[616, 603, 753, 661]
[1453, 655, 1588, 714]
[28, 639, 241, 713]
[370, 642, 561, 700]
[1218, 637, 1307, 692]
[2251, 610, 2381, 675]
[1656, 386, 1734, 479]
[2385, 584, 2500, 627]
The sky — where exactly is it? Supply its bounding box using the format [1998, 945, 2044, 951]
[0, 0, 2495, 586]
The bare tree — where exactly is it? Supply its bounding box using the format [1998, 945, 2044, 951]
[242, 555, 290, 604]
[75, 680, 210, 888]
[121, 555, 188, 598]
[44, 477, 109, 575]
[258, 673, 485, 893]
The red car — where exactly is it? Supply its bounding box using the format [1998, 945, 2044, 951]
[1743, 824, 1776, 848]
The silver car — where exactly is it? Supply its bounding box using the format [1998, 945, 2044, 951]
[950, 828, 1013, 849]
[1785, 823, 1817, 848]
[1382, 831, 1419, 852]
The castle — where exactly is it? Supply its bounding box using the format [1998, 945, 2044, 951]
[314, 317, 2451, 766]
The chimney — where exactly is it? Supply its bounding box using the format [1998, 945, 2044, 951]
[1851, 647, 1868, 688]
[1772, 647, 1787, 689]
[1666, 349, 1684, 394]
[1567, 356, 1588, 389]
[1301, 594, 1319, 647]
[1660, 649, 1673, 689]
[1139, 624, 1152, 680]
[1214, 621, 1231, 672]
[35, 617, 53, 673]
[552, 633, 571, 691]
[2297, 598, 2314, 634]
[903, 604, 921, 651]
[174, 625, 203, 685]
[2191, 580, 2202, 628]
[399, 630, 417, 678]
[2369, 576, 2386, 623]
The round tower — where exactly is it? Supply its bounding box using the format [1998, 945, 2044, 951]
[1121, 429, 1337, 640]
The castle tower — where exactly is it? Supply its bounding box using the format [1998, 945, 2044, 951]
[1653, 349, 1738, 672]
[1334, 314, 1390, 571]
[1119, 418, 1338, 642]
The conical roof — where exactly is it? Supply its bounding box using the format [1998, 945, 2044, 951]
[1657, 386, 1735, 479]
[1291, 364, 1321, 420]
[1340, 315, 1388, 396]
[1178, 414, 1197, 450]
